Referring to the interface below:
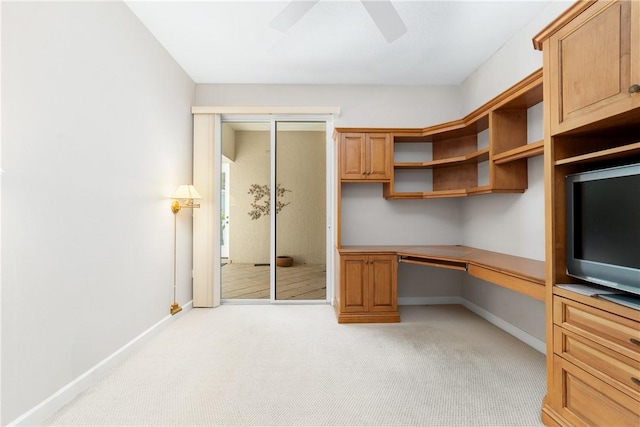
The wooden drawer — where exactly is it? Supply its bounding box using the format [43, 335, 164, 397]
[554, 296, 640, 362]
[553, 356, 640, 426]
[555, 326, 640, 401]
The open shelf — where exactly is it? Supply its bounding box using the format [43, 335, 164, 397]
[384, 188, 469, 200]
[423, 189, 469, 198]
[555, 142, 640, 166]
[466, 185, 494, 196]
[394, 147, 490, 169]
[337, 68, 543, 201]
[493, 140, 544, 164]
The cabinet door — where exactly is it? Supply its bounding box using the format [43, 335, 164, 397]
[368, 255, 397, 313]
[341, 255, 369, 313]
[339, 133, 391, 181]
[366, 133, 391, 180]
[552, 356, 640, 426]
[340, 133, 366, 180]
[549, 0, 640, 134]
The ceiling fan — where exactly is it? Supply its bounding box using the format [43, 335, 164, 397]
[270, 0, 408, 43]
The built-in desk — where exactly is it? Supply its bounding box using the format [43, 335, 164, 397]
[335, 245, 545, 323]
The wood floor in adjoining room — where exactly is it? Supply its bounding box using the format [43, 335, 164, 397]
[221, 263, 326, 300]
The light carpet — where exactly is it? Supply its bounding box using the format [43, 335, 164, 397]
[42, 305, 546, 426]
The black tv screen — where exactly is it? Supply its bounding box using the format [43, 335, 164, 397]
[566, 163, 640, 296]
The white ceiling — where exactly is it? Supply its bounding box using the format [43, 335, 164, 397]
[125, 0, 558, 86]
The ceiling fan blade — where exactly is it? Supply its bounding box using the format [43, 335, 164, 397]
[270, 0, 320, 33]
[361, 0, 407, 43]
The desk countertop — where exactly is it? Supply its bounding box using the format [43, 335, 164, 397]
[338, 245, 546, 299]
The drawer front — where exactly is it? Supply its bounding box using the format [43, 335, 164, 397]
[555, 326, 640, 401]
[554, 297, 640, 361]
[553, 356, 640, 426]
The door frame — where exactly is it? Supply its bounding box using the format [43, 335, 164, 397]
[220, 162, 230, 259]
[192, 106, 340, 307]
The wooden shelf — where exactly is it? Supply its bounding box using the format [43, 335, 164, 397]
[555, 142, 640, 166]
[383, 191, 426, 200]
[384, 188, 469, 200]
[466, 185, 494, 195]
[493, 140, 544, 164]
[394, 147, 490, 170]
[394, 162, 430, 169]
[385, 187, 505, 199]
[423, 189, 469, 198]
[337, 68, 543, 201]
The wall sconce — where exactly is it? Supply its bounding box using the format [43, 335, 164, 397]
[171, 184, 202, 213]
[170, 184, 202, 315]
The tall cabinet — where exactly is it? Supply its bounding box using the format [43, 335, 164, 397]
[534, 1, 640, 425]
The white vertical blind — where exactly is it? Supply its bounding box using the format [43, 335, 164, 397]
[192, 113, 219, 307]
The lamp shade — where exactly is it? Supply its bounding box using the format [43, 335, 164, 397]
[172, 184, 202, 200]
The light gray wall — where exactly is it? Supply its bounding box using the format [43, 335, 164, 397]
[195, 84, 463, 128]
[340, 184, 463, 245]
[457, 1, 573, 343]
[398, 264, 463, 301]
[1, 2, 195, 424]
[460, 0, 574, 115]
[461, 156, 546, 341]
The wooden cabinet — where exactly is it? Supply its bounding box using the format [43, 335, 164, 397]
[544, 293, 640, 427]
[335, 253, 399, 323]
[335, 69, 544, 199]
[534, 1, 640, 425]
[339, 132, 391, 181]
[537, 0, 640, 135]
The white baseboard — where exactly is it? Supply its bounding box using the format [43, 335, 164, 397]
[398, 297, 545, 354]
[8, 301, 194, 427]
[461, 300, 546, 355]
[398, 296, 463, 305]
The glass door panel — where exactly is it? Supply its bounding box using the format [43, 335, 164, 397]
[275, 122, 327, 300]
[220, 121, 271, 300]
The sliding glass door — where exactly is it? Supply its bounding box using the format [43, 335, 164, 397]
[220, 121, 271, 299]
[220, 119, 327, 302]
[275, 122, 327, 300]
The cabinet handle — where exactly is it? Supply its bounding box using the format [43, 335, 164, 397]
[629, 84, 640, 94]
[632, 377, 640, 387]
[630, 338, 640, 347]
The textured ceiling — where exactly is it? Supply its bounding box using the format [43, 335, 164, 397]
[125, 0, 559, 86]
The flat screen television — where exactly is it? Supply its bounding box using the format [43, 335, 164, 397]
[565, 162, 640, 298]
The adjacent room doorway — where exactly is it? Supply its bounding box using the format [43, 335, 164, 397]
[219, 118, 331, 303]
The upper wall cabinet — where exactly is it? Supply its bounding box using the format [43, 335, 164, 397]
[339, 132, 391, 181]
[335, 69, 544, 199]
[534, 0, 640, 135]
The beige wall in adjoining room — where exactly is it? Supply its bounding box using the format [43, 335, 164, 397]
[276, 130, 326, 265]
[227, 130, 326, 265]
[228, 130, 271, 264]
